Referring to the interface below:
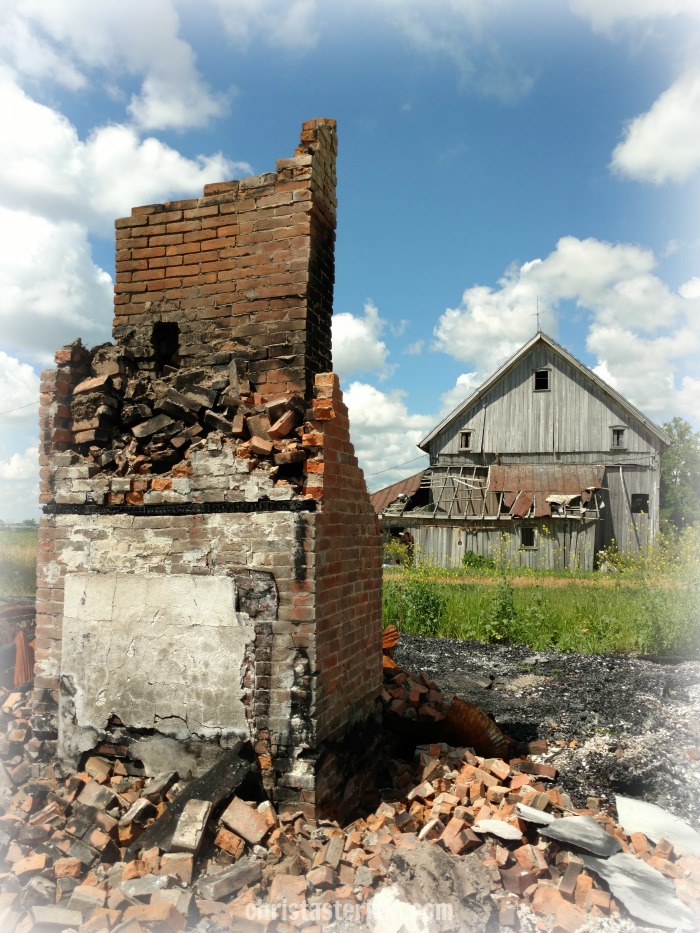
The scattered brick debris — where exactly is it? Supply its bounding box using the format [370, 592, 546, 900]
[1, 671, 699, 932]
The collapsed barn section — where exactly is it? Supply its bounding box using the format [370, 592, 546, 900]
[33, 119, 383, 820]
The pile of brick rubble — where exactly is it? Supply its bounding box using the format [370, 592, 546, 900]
[51, 339, 319, 502]
[1, 662, 700, 933]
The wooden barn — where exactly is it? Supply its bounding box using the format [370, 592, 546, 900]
[372, 333, 670, 571]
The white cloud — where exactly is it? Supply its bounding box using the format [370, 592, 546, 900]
[568, 1, 700, 186]
[0, 445, 39, 523]
[0, 73, 245, 236]
[213, 0, 321, 50]
[0, 208, 113, 359]
[439, 372, 481, 414]
[0, 354, 40, 424]
[404, 340, 425, 356]
[433, 262, 555, 376]
[433, 236, 700, 424]
[382, 0, 534, 102]
[1, 0, 227, 131]
[332, 301, 394, 379]
[679, 277, 700, 299]
[344, 381, 432, 490]
[569, 0, 700, 33]
[588, 325, 699, 418]
[0, 446, 39, 483]
[611, 69, 700, 184]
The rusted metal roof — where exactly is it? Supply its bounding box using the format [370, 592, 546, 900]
[488, 464, 604, 518]
[370, 470, 425, 515]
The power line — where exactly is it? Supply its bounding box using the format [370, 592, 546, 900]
[0, 401, 38, 417]
[366, 455, 427, 477]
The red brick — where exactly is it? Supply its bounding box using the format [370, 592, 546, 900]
[220, 797, 269, 844]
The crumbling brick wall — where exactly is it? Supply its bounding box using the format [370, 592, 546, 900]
[34, 120, 383, 818]
[112, 119, 336, 397]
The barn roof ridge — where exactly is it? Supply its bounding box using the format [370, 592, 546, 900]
[418, 331, 671, 451]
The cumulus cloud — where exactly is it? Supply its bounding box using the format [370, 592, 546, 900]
[439, 372, 482, 414]
[0, 446, 40, 523]
[433, 236, 700, 424]
[0, 354, 41, 424]
[568, 1, 700, 185]
[344, 382, 432, 490]
[611, 69, 700, 184]
[0, 208, 113, 359]
[679, 277, 700, 299]
[569, 0, 700, 33]
[382, 0, 534, 102]
[1, 0, 226, 131]
[332, 301, 394, 379]
[0, 73, 245, 236]
[0, 446, 39, 483]
[213, 0, 321, 50]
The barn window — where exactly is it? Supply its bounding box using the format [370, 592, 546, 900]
[459, 430, 473, 451]
[631, 493, 649, 514]
[534, 369, 550, 391]
[611, 427, 626, 449]
[520, 527, 536, 549]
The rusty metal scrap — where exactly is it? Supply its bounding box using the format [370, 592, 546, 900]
[440, 696, 514, 759]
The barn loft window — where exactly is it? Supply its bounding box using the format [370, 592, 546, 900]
[534, 368, 550, 391]
[631, 493, 649, 514]
[459, 430, 474, 451]
[520, 527, 536, 549]
[611, 427, 626, 449]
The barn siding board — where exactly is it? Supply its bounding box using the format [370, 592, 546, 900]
[413, 519, 597, 571]
[434, 344, 660, 459]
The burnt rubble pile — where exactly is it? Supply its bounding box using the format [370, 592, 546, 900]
[2, 670, 700, 932]
[51, 338, 316, 503]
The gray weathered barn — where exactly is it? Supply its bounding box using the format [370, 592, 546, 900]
[373, 333, 671, 571]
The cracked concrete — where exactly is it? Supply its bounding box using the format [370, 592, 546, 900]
[59, 572, 255, 776]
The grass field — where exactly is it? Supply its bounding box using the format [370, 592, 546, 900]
[0, 529, 37, 597]
[1, 525, 697, 657]
[383, 528, 700, 656]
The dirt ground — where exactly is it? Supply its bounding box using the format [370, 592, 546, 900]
[395, 634, 700, 831]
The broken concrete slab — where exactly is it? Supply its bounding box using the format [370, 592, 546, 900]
[540, 815, 622, 857]
[170, 799, 211, 854]
[60, 573, 255, 776]
[142, 772, 179, 804]
[582, 852, 697, 930]
[195, 857, 262, 900]
[120, 873, 174, 900]
[515, 802, 556, 826]
[472, 819, 523, 841]
[615, 794, 700, 857]
[30, 905, 84, 928]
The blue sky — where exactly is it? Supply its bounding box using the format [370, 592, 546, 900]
[0, 0, 699, 521]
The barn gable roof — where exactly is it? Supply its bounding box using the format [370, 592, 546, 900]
[419, 332, 671, 452]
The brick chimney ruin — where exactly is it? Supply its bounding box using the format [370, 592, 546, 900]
[34, 119, 383, 819]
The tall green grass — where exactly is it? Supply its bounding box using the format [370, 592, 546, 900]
[383, 575, 700, 655]
[383, 528, 700, 656]
[0, 529, 38, 597]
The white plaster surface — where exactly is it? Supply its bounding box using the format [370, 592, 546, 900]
[59, 572, 253, 761]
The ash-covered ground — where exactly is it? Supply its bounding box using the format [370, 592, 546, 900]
[395, 635, 700, 830]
